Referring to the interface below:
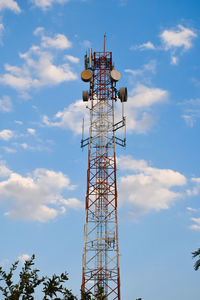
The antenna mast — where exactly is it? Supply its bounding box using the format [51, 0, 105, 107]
[81, 42, 127, 299]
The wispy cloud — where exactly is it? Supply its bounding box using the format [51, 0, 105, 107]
[190, 217, 200, 231]
[30, 0, 69, 11]
[0, 23, 4, 42]
[43, 100, 89, 135]
[179, 98, 200, 127]
[186, 177, 200, 196]
[0, 95, 12, 112]
[81, 40, 91, 48]
[131, 24, 197, 65]
[16, 142, 50, 152]
[0, 0, 21, 14]
[131, 41, 156, 51]
[41, 33, 72, 49]
[3, 146, 16, 153]
[65, 55, 79, 64]
[0, 162, 12, 178]
[125, 60, 157, 87]
[14, 120, 23, 125]
[186, 179, 200, 230]
[187, 207, 198, 212]
[0, 29, 77, 97]
[125, 60, 157, 78]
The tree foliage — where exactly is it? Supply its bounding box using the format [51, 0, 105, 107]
[81, 284, 107, 300]
[0, 255, 77, 299]
[0, 255, 108, 300]
[94, 285, 107, 300]
[192, 248, 200, 271]
[0, 255, 111, 299]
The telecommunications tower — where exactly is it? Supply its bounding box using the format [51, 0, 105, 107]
[81, 37, 127, 300]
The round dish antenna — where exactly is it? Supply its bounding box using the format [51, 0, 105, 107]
[110, 69, 121, 82]
[81, 70, 93, 82]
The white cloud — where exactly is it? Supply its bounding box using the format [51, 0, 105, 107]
[0, 0, 21, 13]
[132, 25, 197, 65]
[17, 142, 50, 152]
[122, 84, 168, 133]
[0, 162, 12, 178]
[33, 27, 44, 36]
[43, 83, 168, 135]
[190, 218, 200, 231]
[187, 177, 200, 196]
[65, 55, 79, 63]
[0, 165, 82, 222]
[0, 96, 12, 112]
[0, 23, 4, 41]
[123, 61, 168, 133]
[131, 41, 156, 51]
[60, 198, 83, 209]
[18, 254, 30, 263]
[125, 60, 156, 78]
[27, 128, 36, 135]
[187, 207, 198, 212]
[43, 100, 89, 135]
[182, 114, 195, 127]
[180, 98, 200, 127]
[21, 143, 29, 150]
[14, 120, 23, 125]
[0, 41, 77, 94]
[171, 56, 178, 65]
[81, 40, 91, 48]
[128, 84, 168, 108]
[118, 155, 186, 216]
[192, 178, 200, 184]
[191, 218, 200, 223]
[31, 0, 69, 10]
[41, 34, 72, 49]
[186, 186, 199, 196]
[161, 25, 197, 50]
[0, 129, 14, 141]
[3, 147, 16, 153]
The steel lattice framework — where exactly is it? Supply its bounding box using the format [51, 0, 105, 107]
[81, 48, 126, 300]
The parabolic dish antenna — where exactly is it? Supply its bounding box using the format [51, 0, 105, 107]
[110, 69, 121, 82]
[81, 70, 93, 82]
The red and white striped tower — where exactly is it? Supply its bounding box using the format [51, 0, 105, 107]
[81, 38, 127, 300]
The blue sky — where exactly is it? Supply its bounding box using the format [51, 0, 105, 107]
[0, 0, 200, 299]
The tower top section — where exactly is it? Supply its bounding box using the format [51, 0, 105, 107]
[81, 44, 127, 103]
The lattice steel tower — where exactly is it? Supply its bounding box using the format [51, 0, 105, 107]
[81, 38, 127, 300]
